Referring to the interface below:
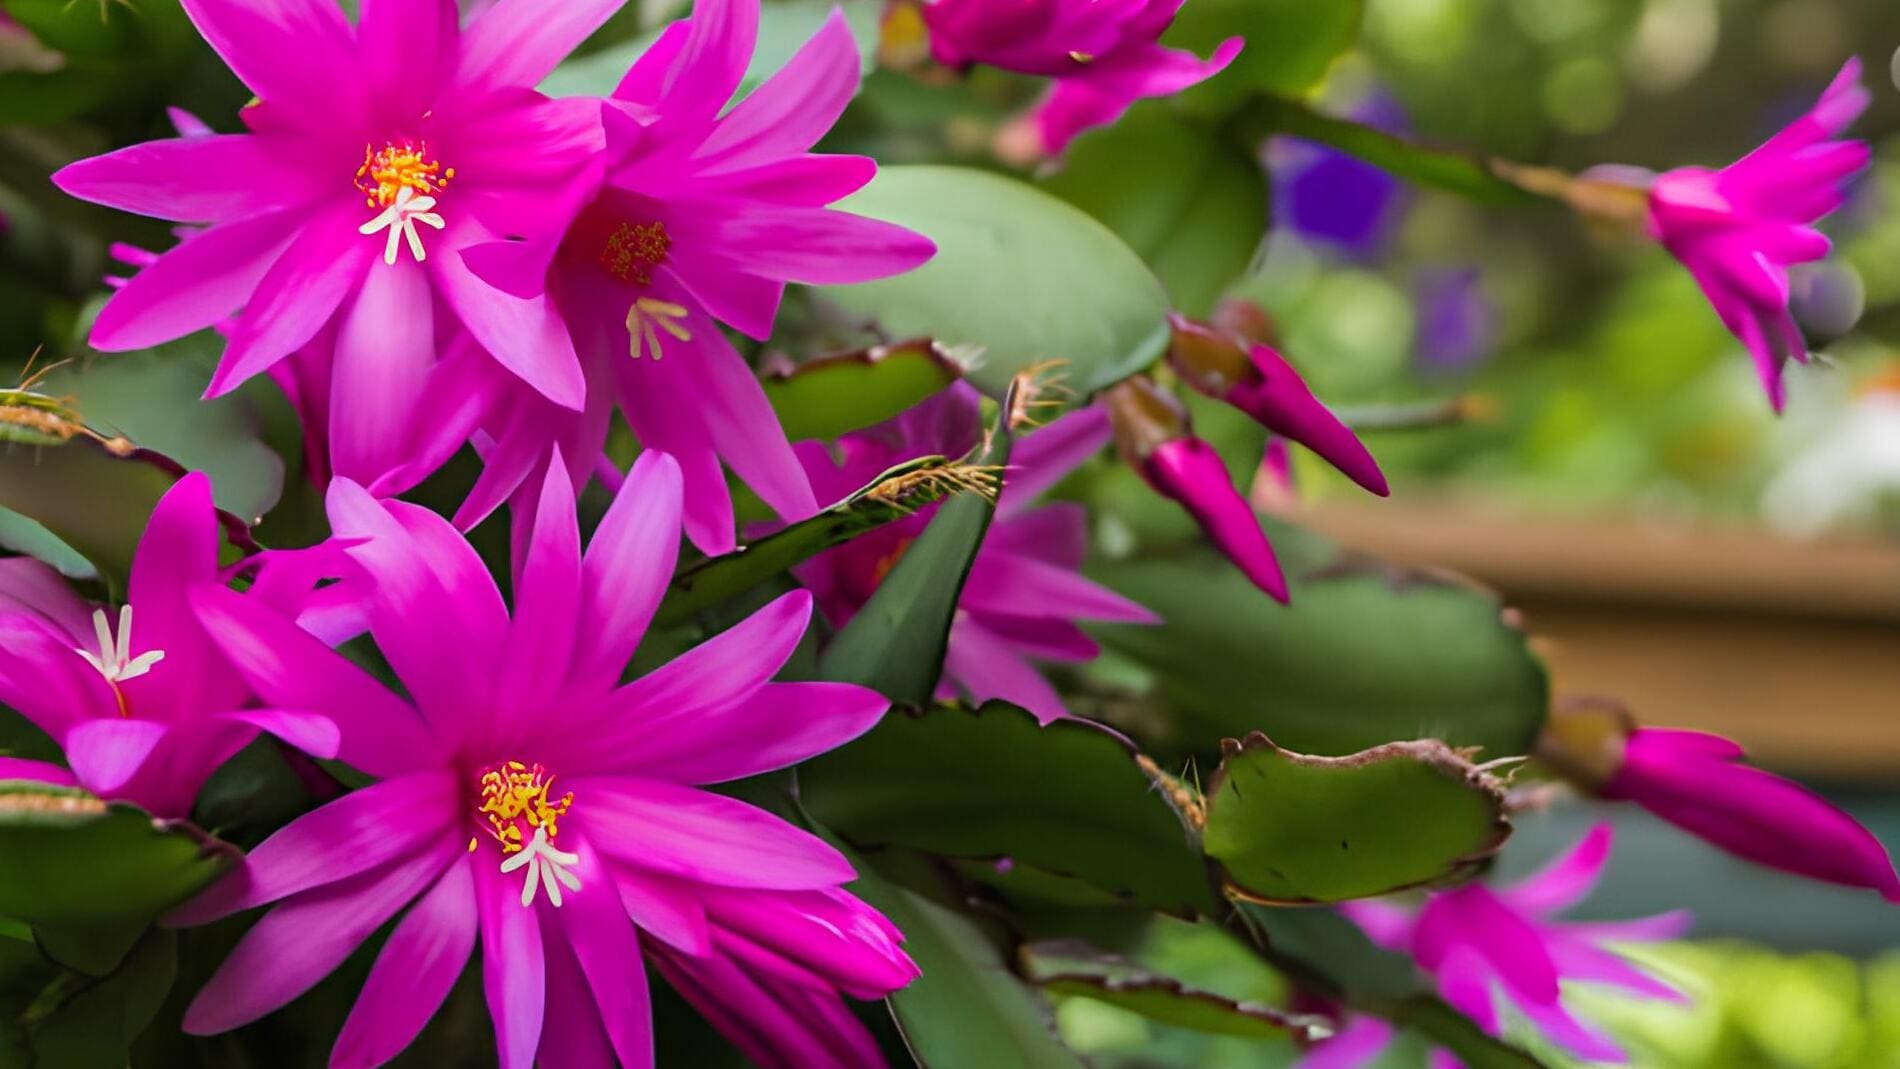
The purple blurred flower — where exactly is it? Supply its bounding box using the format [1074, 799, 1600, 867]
[0, 475, 340, 816]
[1309, 825, 1689, 1068]
[919, 0, 1242, 153]
[1604, 728, 1900, 901]
[176, 451, 911, 1069]
[1644, 57, 1870, 411]
[1267, 92, 1408, 259]
[793, 384, 1156, 722]
[462, 0, 935, 553]
[1414, 267, 1496, 374]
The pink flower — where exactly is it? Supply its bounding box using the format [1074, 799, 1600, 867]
[792, 384, 1157, 722]
[54, 0, 632, 481]
[460, 0, 936, 554]
[1646, 58, 1870, 411]
[1603, 728, 1900, 901]
[1311, 825, 1688, 1068]
[175, 451, 912, 1069]
[920, 0, 1242, 153]
[0, 474, 341, 816]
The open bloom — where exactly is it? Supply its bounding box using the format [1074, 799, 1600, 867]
[177, 451, 911, 1069]
[1310, 825, 1689, 1068]
[793, 384, 1156, 722]
[1645, 58, 1870, 411]
[0, 474, 339, 816]
[921, 0, 1242, 153]
[460, 0, 936, 553]
[54, 0, 631, 472]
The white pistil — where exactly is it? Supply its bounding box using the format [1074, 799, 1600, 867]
[499, 825, 581, 908]
[75, 605, 164, 684]
[626, 297, 693, 359]
[359, 185, 445, 265]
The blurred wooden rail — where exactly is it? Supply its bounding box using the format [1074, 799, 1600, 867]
[1297, 498, 1900, 782]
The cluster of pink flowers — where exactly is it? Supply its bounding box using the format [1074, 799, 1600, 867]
[5, 0, 1895, 1063]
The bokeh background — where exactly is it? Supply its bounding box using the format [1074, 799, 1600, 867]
[2, 0, 1898, 1065]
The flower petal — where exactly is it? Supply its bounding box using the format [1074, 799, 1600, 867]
[177, 0, 360, 122]
[63, 718, 170, 796]
[694, 10, 861, 171]
[498, 455, 584, 712]
[1499, 823, 1613, 917]
[1142, 437, 1288, 602]
[940, 614, 1068, 723]
[457, 0, 631, 91]
[330, 853, 478, 1069]
[53, 136, 331, 224]
[613, 681, 887, 785]
[208, 201, 373, 397]
[89, 211, 298, 352]
[576, 776, 855, 890]
[476, 857, 546, 1069]
[556, 835, 655, 1069]
[574, 451, 683, 692]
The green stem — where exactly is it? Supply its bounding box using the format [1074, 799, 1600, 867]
[1235, 96, 1536, 204]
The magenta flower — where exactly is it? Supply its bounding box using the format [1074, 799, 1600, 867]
[1314, 825, 1688, 1068]
[792, 384, 1156, 722]
[920, 0, 1242, 153]
[459, 0, 936, 553]
[0, 474, 339, 816]
[1603, 728, 1900, 901]
[1645, 58, 1870, 411]
[53, 0, 631, 476]
[175, 451, 912, 1069]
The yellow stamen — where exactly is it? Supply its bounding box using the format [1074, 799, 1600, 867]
[355, 140, 454, 209]
[476, 761, 573, 855]
[600, 221, 672, 285]
[627, 297, 693, 359]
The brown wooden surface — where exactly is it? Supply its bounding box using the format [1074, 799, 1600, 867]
[1297, 498, 1900, 781]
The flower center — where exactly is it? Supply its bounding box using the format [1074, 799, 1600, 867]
[355, 141, 453, 265]
[355, 140, 453, 208]
[473, 761, 582, 908]
[599, 220, 672, 286]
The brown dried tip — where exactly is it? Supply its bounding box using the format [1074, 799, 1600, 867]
[1008, 360, 1074, 431]
[1535, 696, 1636, 792]
[1103, 375, 1189, 466]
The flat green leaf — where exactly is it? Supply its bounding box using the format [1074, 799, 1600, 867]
[1163, 0, 1362, 109]
[844, 848, 1090, 1069]
[819, 166, 1172, 401]
[1041, 104, 1267, 318]
[816, 383, 1014, 701]
[0, 783, 235, 925]
[1019, 939, 1331, 1041]
[1203, 734, 1510, 903]
[30, 927, 178, 1069]
[656, 454, 998, 627]
[1090, 539, 1548, 761]
[764, 338, 968, 443]
[801, 702, 1217, 915]
[1249, 98, 1532, 203]
[1238, 906, 1548, 1069]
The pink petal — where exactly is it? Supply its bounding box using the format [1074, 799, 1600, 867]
[326, 480, 509, 738]
[941, 614, 1069, 723]
[671, 203, 936, 286]
[63, 718, 170, 796]
[575, 776, 856, 890]
[536, 926, 619, 1067]
[497, 457, 583, 713]
[1499, 823, 1613, 917]
[0, 557, 91, 641]
[475, 858, 546, 1069]
[611, 681, 887, 785]
[212, 708, 340, 760]
[1142, 437, 1288, 602]
[357, 0, 458, 117]
[580, 589, 814, 762]
[330, 854, 478, 1069]
[574, 451, 684, 692]
[998, 404, 1112, 517]
[456, 0, 630, 91]
[695, 10, 862, 171]
[208, 202, 373, 397]
[177, 0, 361, 122]
[611, 339, 738, 554]
[0, 619, 117, 737]
[652, 0, 758, 126]
[52, 135, 329, 224]
[435, 231, 586, 411]
[962, 551, 1158, 624]
[89, 211, 298, 352]
[1450, 890, 1561, 1005]
[1294, 1016, 1395, 1069]
[188, 586, 436, 778]
[609, 864, 711, 955]
[556, 836, 655, 1069]
[169, 771, 458, 926]
[183, 838, 460, 1034]
[326, 257, 438, 484]
[650, 945, 886, 1069]
[656, 323, 817, 520]
[1225, 344, 1388, 496]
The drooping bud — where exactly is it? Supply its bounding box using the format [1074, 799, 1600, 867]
[1105, 377, 1288, 601]
[1165, 314, 1389, 496]
[1538, 699, 1900, 900]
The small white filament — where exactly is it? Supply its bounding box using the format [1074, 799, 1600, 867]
[359, 186, 445, 266]
[74, 605, 164, 684]
[498, 825, 581, 908]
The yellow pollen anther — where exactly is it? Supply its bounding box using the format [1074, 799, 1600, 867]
[628, 297, 693, 359]
[600, 221, 672, 285]
[356, 140, 454, 209]
[477, 761, 573, 855]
